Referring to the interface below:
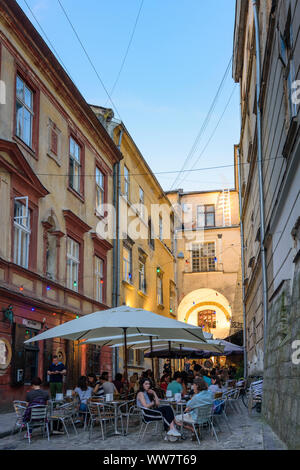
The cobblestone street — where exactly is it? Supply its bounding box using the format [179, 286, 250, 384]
[0, 401, 286, 451]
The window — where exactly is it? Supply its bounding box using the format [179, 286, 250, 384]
[135, 349, 144, 366]
[157, 273, 163, 305]
[139, 187, 144, 219]
[279, 12, 297, 121]
[169, 283, 175, 315]
[124, 165, 130, 200]
[159, 215, 163, 241]
[197, 205, 215, 228]
[67, 237, 80, 291]
[96, 167, 105, 214]
[16, 75, 34, 148]
[123, 245, 132, 283]
[13, 199, 31, 268]
[148, 218, 155, 249]
[95, 256, 104, 303]
[192, 242, 216, 272]
[198, 310, 217, 331]
[139, 258, 146, 293]
[69, 137, 81, 193]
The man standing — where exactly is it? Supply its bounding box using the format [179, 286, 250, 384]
[47, 355, 66, 398]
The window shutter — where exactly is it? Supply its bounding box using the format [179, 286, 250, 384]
[51, 129, 58, 155]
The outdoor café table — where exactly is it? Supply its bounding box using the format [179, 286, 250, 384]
[105, 399, 127, 435]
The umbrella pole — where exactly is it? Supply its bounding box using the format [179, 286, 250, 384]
[168, 341, 172, 376]
[180, 344, 183, 371]
[123, 328, 128, 398]
[149, 336, 155, 382]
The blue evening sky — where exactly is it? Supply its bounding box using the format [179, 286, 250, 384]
[17, 0, 240, 193]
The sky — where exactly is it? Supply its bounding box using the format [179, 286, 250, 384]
[16, 0, 240, 193]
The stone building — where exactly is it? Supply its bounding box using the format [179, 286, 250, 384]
[0, 0, 122, 406]
[233, 0, 300, 448]
[166, 157, 243, 354]
[91, 106, 177, 377]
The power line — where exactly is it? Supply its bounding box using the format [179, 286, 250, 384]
[22, 0, 73, 81]
[57, 0, 122, 121]
[179, 86, 237, 187]
[169, 56, 233, 191]
[1, 155, 283, 179]
[104, 0, 144, 105]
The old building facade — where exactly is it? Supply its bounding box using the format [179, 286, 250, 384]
[233, 0, 300, 448]
[167, 163, 243, 352]
[0, 0, 122, 406]
[91, 106, 177, 377]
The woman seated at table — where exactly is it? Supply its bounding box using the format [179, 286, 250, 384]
[175, 378, 214, 435]
[159, 373, 170, 393]
[208, 376, 224, 396]
[136, 378, 181, 438]
[73, 376, 93, 425]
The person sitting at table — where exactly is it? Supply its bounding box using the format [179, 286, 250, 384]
[129, 374, 139, 394]
[200, 369, 212, 386]
[113, 373, 123, 394]
[100, 372, 118, 395]
[73, 376, 93, 426]
[23, 377, 50, 438]
[159, 373, 171, 392]
[180, 371, 188, 396]
[167, 371, 183, 396]
[208, 376, 224, 396]
[175, 378, 214, 437]
[136, 378, 181, 438]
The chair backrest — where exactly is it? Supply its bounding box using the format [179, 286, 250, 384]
[192, 404, 214, 425]
[29, 405, 48, 422]
[140, 406, 163, 424]
[13, 402, 26, 422]
[118, 399, 135, 414]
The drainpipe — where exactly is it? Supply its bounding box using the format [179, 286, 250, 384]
[237, 147, 248, 379]
[112, 128, 123, 374]
[252, 0, 268, 358]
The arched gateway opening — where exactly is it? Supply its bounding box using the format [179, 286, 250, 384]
[178, 288, 232, 339]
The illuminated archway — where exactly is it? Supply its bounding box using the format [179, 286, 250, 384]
[178, 288, 232, 339]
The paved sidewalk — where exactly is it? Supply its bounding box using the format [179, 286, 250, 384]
[0, 400, 287, 450]
[0, 412, 16, 439]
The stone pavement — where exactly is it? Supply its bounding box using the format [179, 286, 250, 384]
[0, 400, 287, 450]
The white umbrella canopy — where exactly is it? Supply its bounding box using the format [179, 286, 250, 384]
[80, 333, 160, 347]
[108, 338, 224, 353]
[24, 306, 207, 344]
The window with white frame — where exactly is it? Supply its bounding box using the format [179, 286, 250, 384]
[96, 167, 105, 214]
[124, 165, 130, 201]
[95, 256, 104, 303]
[197, 205, 215, 228]
[16, 75, 34, 148]
[138, 258, 146, 293]
[157, 274, 163, 305]
[123, 245, 132, 283]
[13, 200, 31, 268]
[192, 242, 216, 272]
[69, 137, 81, 193]
[67, 237, 80, 291]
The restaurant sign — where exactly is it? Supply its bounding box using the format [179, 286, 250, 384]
[22, 319, 42, 330]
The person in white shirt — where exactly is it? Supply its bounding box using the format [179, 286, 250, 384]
[208, 376, 224, 396]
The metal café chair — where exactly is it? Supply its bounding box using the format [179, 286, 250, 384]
[87, 401, 115, 440]
[212, 398, 232, 433]
[11, 401, 27, 435]
[138, 406, 165, 442]
[25, 404, 50, 444]
[48, 402, 78, 437]
[188, 403, 218, 445]
[118, 399, 141, 435]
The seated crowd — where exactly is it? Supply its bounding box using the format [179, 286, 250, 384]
[21, 362, 238, 439]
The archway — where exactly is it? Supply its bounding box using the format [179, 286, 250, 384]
[178, 288, 232, 339]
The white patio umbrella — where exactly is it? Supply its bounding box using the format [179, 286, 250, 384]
[24, 306, 207, 381]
